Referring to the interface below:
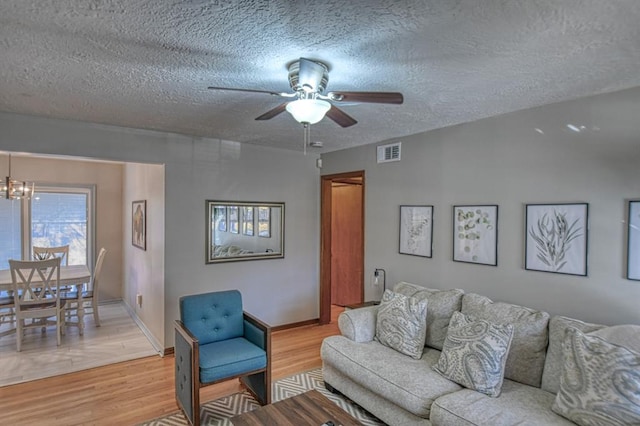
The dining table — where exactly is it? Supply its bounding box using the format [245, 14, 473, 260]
[0, 264, 91, 292]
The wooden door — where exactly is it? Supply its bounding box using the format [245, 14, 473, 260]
[320, 171, 365, 323]
[331, 183, 363, 306]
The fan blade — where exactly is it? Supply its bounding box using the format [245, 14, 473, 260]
[255, 103, 288, 121]
[208, 86, 293, 97]
[297, 58, 326, 92]
[327, 91, 404, 104]
[326, 105, 358, 128]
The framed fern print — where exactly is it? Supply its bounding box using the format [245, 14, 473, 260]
[399, 205, 433, 258]
[525, 203, 588, 276]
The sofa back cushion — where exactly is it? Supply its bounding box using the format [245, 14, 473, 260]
[590, 324, 640, 353]
[461, 293, 550, 387]
[393, 281, 464, 350]
[541, 315, 606, 393]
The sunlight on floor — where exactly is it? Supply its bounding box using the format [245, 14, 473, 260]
[0, 301, 159, 387]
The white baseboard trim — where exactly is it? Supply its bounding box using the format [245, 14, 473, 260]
[120, 300, 165, 356]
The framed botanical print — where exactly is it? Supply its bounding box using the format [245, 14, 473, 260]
[525, 203, 588, 276]
[453, 205, 498, 266]
[132, 200, 146, 250]
[399, 205, 433, 257]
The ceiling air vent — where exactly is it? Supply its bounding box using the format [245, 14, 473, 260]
[377, 142, 401, 163]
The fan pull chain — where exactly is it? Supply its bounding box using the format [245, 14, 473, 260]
[303, 123, 310, 155]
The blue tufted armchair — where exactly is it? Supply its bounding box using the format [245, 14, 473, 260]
[174, 290, 271, 426]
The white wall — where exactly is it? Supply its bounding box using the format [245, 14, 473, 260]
[321, 87, 640, 326]
[0, 112, 321, 347]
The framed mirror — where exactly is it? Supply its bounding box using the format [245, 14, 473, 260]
[207, 201, 284, 263]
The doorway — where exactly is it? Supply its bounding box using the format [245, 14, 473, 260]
[320, 170, 365, 324]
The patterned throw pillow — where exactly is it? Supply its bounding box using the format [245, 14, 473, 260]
[552, 328, 640, 426]
[375, 290, 428, 359]
[433, 311, 514, 397]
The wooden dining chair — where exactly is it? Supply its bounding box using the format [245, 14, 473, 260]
[10, 257, 65, 351]
[61, 248, 107, 334]
[33, 245, 69, 265]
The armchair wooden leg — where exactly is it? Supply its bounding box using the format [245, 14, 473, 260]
[240, 370, 271, 405]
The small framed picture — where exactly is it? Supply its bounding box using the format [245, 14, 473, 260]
[453, 205, 498, 266]
[628, 201, 640, 281]
[525, 203, 588, 276]
[399, 205, 433, 258]
[242, 206, 254, 236]
[214, 206, 227, 232]
[228, 206, 239, 234]
[132, 200, 146, 250]
[258, 206, 271, 238]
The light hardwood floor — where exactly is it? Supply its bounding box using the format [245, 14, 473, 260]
[0, 306, 344, 426]
[0, 302, 158, 387]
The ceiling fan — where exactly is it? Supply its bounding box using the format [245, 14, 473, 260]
[207, 58, 404, 129]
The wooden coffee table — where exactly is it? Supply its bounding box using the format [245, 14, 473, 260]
[230, 389, 361, 426]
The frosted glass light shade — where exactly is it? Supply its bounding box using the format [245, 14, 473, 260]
[285, 99, 331, 124]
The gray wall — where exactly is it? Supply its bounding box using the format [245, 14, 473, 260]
[0, 112, 321, 347]
[321, 87, 640, 326]
[123, 162, 165, 348]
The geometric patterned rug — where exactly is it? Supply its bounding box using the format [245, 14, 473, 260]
[138, 368, 385, 426]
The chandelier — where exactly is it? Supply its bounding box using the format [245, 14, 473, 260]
[1, 154, 35, 200]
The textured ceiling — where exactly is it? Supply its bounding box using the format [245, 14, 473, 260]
[1, 1, 639, 153]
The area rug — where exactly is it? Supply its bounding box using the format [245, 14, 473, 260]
[139, 368, 385, 426]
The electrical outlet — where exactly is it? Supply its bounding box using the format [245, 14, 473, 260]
[136, 294, 142, 307]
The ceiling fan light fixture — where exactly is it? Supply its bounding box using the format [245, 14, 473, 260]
[286, 99, 331, 125]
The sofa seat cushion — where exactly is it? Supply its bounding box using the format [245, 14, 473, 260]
[321, 335, 462, 418]
[430, 379, 576, 426]
[199, 337, 266, 384]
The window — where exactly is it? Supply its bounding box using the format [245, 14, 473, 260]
[0, 185, 94, 269]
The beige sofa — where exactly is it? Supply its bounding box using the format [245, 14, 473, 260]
[321, 282, 640, 426]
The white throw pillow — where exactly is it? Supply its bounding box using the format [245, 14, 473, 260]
[433, 311, 514, 397]
[375, 290, 428, 359]
[552, 327, 640, 426]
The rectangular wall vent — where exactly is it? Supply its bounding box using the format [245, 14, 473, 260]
[377, 142, 401, 163]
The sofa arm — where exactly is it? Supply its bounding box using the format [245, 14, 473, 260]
[338, 306, 378, 342]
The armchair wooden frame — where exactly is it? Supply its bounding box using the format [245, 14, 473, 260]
[174, 312, 271, 426]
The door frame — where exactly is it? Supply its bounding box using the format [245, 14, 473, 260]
[319, 170, 365, 324]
